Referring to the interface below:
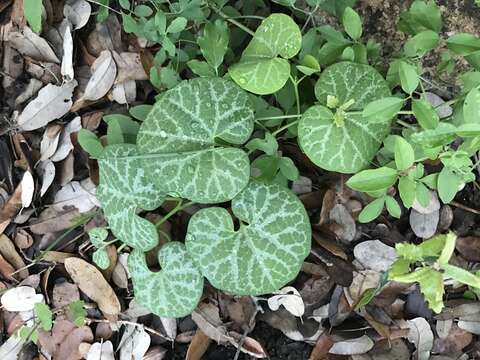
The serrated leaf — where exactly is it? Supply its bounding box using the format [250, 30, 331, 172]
[299, 62, 392, 173]
[347, 167, 398, 192]
[97, 78, 253, 250]
[229, 14, 302, 95]
[185, 181, 311, 295]
[129, 242, 204, 317]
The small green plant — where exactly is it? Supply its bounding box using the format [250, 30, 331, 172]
[389, 233, 480, 313]
[23, 0, 43, 33]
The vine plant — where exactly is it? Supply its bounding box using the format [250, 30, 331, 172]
[78, 0, 480, 316]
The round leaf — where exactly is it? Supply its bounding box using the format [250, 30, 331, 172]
[229, 14, 301, 95]
[185, 181, 311, 295]
[129, 242, 204, 317]
[299, 62, 391, 173]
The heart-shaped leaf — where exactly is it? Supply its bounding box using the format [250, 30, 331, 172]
[298, 62, 391, 173]
[229, 14, 301, 95]
[185, 181, 311, 295]
[96, 78, 254, 250]
[128, 242, 204, 318]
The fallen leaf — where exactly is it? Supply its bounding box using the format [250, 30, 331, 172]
[455, 236, 480, 262]
[329, 335, 374, 355]
[406, 317, 433, 360]
[191, 303, 230, 345]
[38, 160, 56, 196]
[292, 176, 312, 195]
[457, 320, 480, 335]
[20, 171, 34, 208]
[86, 14, 122, 56]
[64, 257, 121, 315]
[230, 332, 267, 358]
[87, 340, 115, 360]
[53, 282, 80, 309]
[14, 229, 33, 249]
[82, 50, 116, 101]
[8, 27, 60, 63]
[425, 92, 452, 118]
[15, 78, 43, 107]
[16, 80, 77, 131]
[0, 234, 28, 279]
[38, 319, 76, 357]
[56, 326, 94, 360]
[432, 323, 472, 354]
[328, 204, 356, 244]
[29, 207, 81, 234]
[268, 286, 305, 317]
[347, 270, 381, 307]
[0, 254, 17, 281]
[40, 124, 63, 161]
[50, 117, 82, 162]
[118, 324, 151, 360]
[64, 0, 91, 30]
[113, 52, 148, 83]
[53, 179, 98, 213]
[0, 335, 25, 359]
[143, 346, 168, 360]
[409, 209, 439, 239]
[186, 330, 211, 360]
[412, 191, 440, 214]
[309, 333, 333, 360]
[0, 182, 22, 233]
[353, 240, 396, 272]
[111, 80, 136, 104]
[160, 317, 177, 341]
[61, 24, 74, 81]
[111, 260, 128, 289]
[1, 286, 44, 312]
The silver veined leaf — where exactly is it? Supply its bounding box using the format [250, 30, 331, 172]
[229, 14, 301, 95]
[298, 62, 391, 173]
[185, 181, 311, 295]
[128, 242, 204, 318]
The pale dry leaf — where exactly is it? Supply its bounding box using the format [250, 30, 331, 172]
[86, 14, 122, 56]
[353, 240, 396, 272]
[17, 80, 77, 131]
[191, 303, 230, 345]
[15, 78, 43, 107]
[407, 317, 434, 360]
[412, 191, 440, 214]
[59, 152, 75, 185]
[160, 317, 177, 340]
[29, 207, 80, 235]
[229, 332, 267, 358]
[347, 270, 381, 307]
[14, 229, 33, 249]
[82, 50, 116, 101]
[40, 124, 62, 161]
[61, 24, 74, 81]
[292, 176, 312, 195]
[111, 261, 128, 289]
[38, 160, 56, 197]
[53, 179, 98, 213]
[329, 335, 374, 355]
[457, 320, 480, 335]
[87, 340, 115, 360]
[113, 52, 148, 83]
[50, 117, 82, 162]
[436, 319, 453, 339]
[0, 335, 25, 360]
[64, 0, 91, 30]
[8, 27, 60, 63]
[410, 209, 439, 239]
[118, 324, 151, 360]
[1, 286, 44, 312]
[111, 80, 136, 104]
[329, 204, 356, 244]
[20, 171, 34, 208]
[143, 346, 168, 360]
[425, 92, 452, 119]
[52, 282, 80, 308]
[267, 286, 305, 317]
[64, 257, 121, 315]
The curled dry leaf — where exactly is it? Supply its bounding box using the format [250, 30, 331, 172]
[40, 124, 62, 161]
[407, 317, 434, 360]
[87, 340, 115, 360]
[50, 116, 82, 162]
[64, 257, 121, 315]
[191, 303, 229, 345]
[1, 286, 44, 312]
[8, 27, 60, 63]
[61, 24, 74, 81]
[353, 240, 396, 272]
[20, 171, 34, 208]
[113, 52, 148, 83]
[82, 50, 117, 101]
[38, 160, 56, 197]
[118, 324, 151, 360]
[111, 80, 136, 104]
[267, 286, 305, 317]
[14, 229, 33, 249]
[0, 181, 23, 233]
[329, 335, 374, 355]
[64, 0, 91, 30]
[16, 80, 77, 131]
[186, 330, 211, 360]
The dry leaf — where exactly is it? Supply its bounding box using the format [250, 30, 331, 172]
[353, 240, 396, 272]
[118, 325, 151, 360]
[61, 24, 74, 80]
[64, 0, 91, 30]
[56, 326, 94, 360]
[40, 124, 62, 161]
[409, 209, 439, 239]
[82, 50, 116, 101]
[111, 80, 136, 104]
[14, 229, 33, 249]
[16, 80, 77, 131]
[15, 78, 43, 107]
[113, 52, 148, 83]
[52, 282, 80, 308]
[186, 330, 211, 360]
[329, 335, 374, 355]
[267, 286, 305, 317]
[20, 171, 34, 208]
[309, 333, 333, 360]
[64, 257, 121, 315]
[29, 207, 80, 234]
[0, 234, 28, 279]
[50, 117, 82, 162]
[39, 160, 56, 197]
[53, 179, 98, 213]
[87, 340, 115, 360]
[1, 286, 44, 312]
[143, 346, 168, 360]
[160, 317, 177, 341]
[0, 335, 25, 359]
[191, 303, 230, 345]
[8, 27, 60, 63]
[406, 317, 433, 360]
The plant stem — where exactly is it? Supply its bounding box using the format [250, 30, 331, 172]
[86, 0, 122, 14]
[272, 119, 301, 136]
[397, 119, 416, 129]
[290, 75, 301, 116]
[255, 114, 302, 122]
[155, 200, 195, 229]
[209, 3, 255, 36]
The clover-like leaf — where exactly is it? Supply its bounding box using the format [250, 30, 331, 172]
[229, 14, 302, 95]
[88, 227, 108, 248]
[185, 181, 311, 295]
[298, 62, 392, 173]
[128, 242, 204, 317]
[97, 78, 254, 250]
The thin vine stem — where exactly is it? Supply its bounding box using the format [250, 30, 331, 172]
[272, 119, 300, 136]
[86, 0, 122, 14]
[155, 200, 195, 229]
[255, 114, 302, 122]
[209, 3, 255, 36]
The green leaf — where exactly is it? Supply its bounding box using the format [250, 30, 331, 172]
[97, 78, 253, 250]
[166, 17, 187, 33]
[421, 173, 438, 189]
[104, 114, 139, 145]
[456, 123, 480, 137]
[24, 0, 42, 33]
[405, 30, 439, 56]
[412, 98, 440, 130]
[388, 258, 411, 278]
[88, 227, 108, 248]
[134, 4, 153, 17]
[198, 20, 229, 71]
[68, 300, 87, 327]
[399, 61, 419, 94]
[229, 14, 302, 95]
[385, 196, 401, 218]
[78, 129, 104, 158]
[299, 62, 392, 173]
[400, 0, 442, 34]
[463, 87, 480, 124]
[437, 167, 460, 203]
[246, 133, 278, 156]
[93, 248, 110, 270]
[34, 303, 52, 331]
[398, 176, 416, 208]
[437, 232, 456, 266]
[279, 156, 299, 181]
[129, 242, 203, 317]
[187, 60, 216, 77]
[415, 182, 431, 208]
[363, 97, 404, 123]
[395, 137, 415, 171]
[447, 33, 480, 55]
[129, 105, 152, 121]
[347, 167, 398, 192]
[443, 264, 480, 289]
[342, 7, 362, 41]
[358, 197, 385, 223]
[411, 123, 457, 148]
[185, 181, 311, 295]
[96, 0, 109, 22]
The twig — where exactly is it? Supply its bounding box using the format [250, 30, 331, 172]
[450, 201, 480, 215]
[87, 319, 172, 341]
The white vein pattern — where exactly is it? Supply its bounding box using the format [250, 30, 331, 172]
[299, 62, 392, 174]
[229, 14, 301, 95]
[185, 181, 311, 295]
[128, 242, 204, 317]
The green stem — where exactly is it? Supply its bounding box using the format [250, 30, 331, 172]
[397, 119, 416, 129]
[255, 114, 302, 122]
[209, 3, 255, 36]
[289, 75, 301, 116]
[155, 200, 195, 229]
[86, 0, 122, 14]
[117, 243, 127, 253]
[272, 119, 301, 136]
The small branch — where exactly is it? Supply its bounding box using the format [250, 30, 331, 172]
[450, 201, 480, 215]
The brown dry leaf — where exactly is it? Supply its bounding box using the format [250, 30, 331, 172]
[64, 257, 121, 315]
[186, 330, 211, 360]
[113, 51, 148, 83]
[309, 333, 333, 360]
[347, 270, 381, 308]
[86, 14, 122, 56]
[143, 346, 168, 360]
[42, 251, 77, 263]
[52, 282, 80, 308]
[111, 260, 128, 289]
[57, 326, 94, 360]
[456, 236, 480, 262]
[191, 302, 230, 345]
[15, 78, 43, 107]
[14, 229, 33, 249]
[432, 323, 472, 355]
[0, 180, 23, 233]
[0, 254, 17, 281]
[230, 332, 267, 358]
[29, 207, 81, 234]
[38, 320, 77, 357]
[312, 232, 348, 260]
[0, 234, 28, 279]
[8, 26, 60, 63]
